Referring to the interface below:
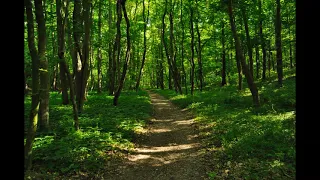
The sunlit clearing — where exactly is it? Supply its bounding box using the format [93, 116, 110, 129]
[128, 154, 151, 161]
[150, 128, 172, 133]
[135, 143, 199, 153]
[173, 119, 195, 125]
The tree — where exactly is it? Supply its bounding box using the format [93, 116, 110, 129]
[113, 0, 131, 106]
[258, 0, 267, 81]
[57, 0, 79, 130]
[35, 0, 50, 132]
[73, 0, 92, 112]
[135, 0, 150, 91]
[25, 0, 40, 170]
[226, 0, 260, 107]
[275, 0, 283, 87]
[221, 19, 227, 86]
[189, 3, 195, 95]
[195, 0, 203, 91]
[97, 0, 103, 93]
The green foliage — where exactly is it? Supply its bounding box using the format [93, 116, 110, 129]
[24, 90, 152, 177]
[152, 68, 295, 179]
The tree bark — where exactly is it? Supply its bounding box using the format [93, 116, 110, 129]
[34, 0, 50, 132]
[227, 0, 260, 107]
[77, 0, 91, 112]
[189, 5, 195, 95]
[108, 0, 113, 95]
[240, 5, 254, 78]
[73, 0, 84, 111]
[169, 2, 182, 94]
[180, 0, 187, 94]
[195, 0, 203, 91]
[113, 0, 131, 106]
[25, 0, 40, 170]
[57, 0, 69, 105]
[135, 0, 149, 91]
[258, 0, 267, 81]
[111, 0, 122, 96]
[97, 0, 103, 93]
[221, 19, 227, 86]
[275, 0, 283, 87]
[57, 0, 79, 130]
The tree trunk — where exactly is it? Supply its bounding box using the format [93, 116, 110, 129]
[235, 47, 242, 90]
[57, 0, 69, 105]
[162, 0, 174, 91]
[113, 0, 131, 106]
[240, 5, 254, 78]
[258, 0, 267, 81]
[275, 0, 283, 87]
[25, 0, 40, 170]
[195, 0, 203, 91]
[111, 0, 122, 96]
[73, 0, 84, 111]
[97, 0, 103, 93]
[57, 0, 79, 130]
[108, 0, 113, 95]
[34, 0, 49, 132]
[227, 0, 260, 107]
[159, 42, 165, 90]
[77, 0, 91, 112]
[221, 19, 227, 86]
[189, 5, 195, 95]
[135, 0, 149, 91]
[180, 0, 187, 94]
[169, 3, 182, 94]
[255, 37, 260, 79]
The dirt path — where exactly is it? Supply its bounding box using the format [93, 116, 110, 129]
[104, 91, 209, 180]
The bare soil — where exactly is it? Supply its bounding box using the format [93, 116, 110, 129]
[103, 91, 210, 180]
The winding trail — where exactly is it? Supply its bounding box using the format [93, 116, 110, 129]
[105, 91, 209, 180]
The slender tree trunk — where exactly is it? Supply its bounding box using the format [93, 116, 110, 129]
[189, 5, 195, 95]
[287, 9, 293, 69]
[268, 42, 271, 78]
[34, 0, 50, 132]
[159, 42, 165, 90]
[76, 0, 91, 112]
[195, 0, 203, 91]
[255, 36, 260, 79]
[25, 0, 40, 170]
[57, 0, 79, 130]
[241, 5, 254, 78]
[275, 0, 283, 87]
[162, 0, 174, 91]
[59, 8, 69, 105]
[227, 0, 260, 107]
[258, 0, 267, 81]
[113, 0, 131, 106]
[97, 0, 103, 93]
[180, 0, 187, 94]
[135, 0, 149, 91]
[111, 0, 122, 96]
[221, 19, 227, 86]
[169, 3, 182, 94]
[108, 0, 113, 95]
[235, 47, 242, 90]
[57, 0, 69, 105]
[73, 0, 84, 111]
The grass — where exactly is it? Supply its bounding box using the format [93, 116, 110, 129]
[24, 90, 152, 179]
[151, 68, 296, 179]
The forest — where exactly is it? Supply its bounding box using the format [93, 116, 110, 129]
[24, 0, 296, 179]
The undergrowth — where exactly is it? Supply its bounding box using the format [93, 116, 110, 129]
[24, 90, 152, 179]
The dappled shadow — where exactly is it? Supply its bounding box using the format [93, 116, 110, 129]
[102, 91, 209, 180]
